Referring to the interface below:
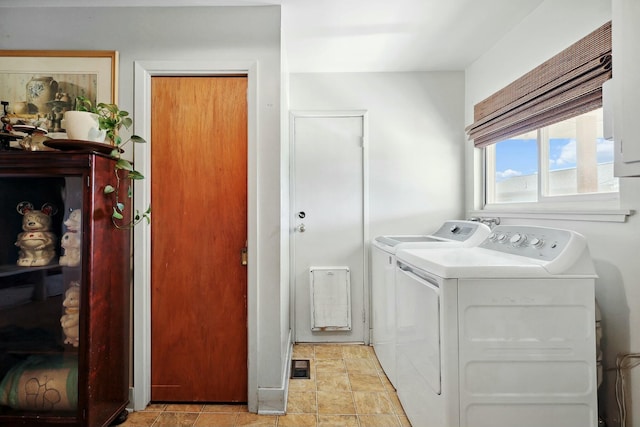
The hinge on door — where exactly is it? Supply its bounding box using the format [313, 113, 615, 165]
[362, 309, 366, 323]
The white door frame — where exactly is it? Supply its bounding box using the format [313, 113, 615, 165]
[131, 60, 258, 411]
[288, 110, 370, 344]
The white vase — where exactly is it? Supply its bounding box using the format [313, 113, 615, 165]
[63, 111, 106, 142]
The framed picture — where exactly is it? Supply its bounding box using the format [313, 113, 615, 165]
[0, 50, 117, 133]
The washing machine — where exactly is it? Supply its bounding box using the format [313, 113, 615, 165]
[394, 225, 598, 427]
[371, 220, 490, 388]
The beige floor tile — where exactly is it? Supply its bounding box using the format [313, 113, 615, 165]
[277, 413, 318, 426]
[315, 358, 346, 374]
[136, 345, 412, 427]
[387, 392, 406, 415]
[287, 391, 318, 413]
[193, 412, 238, 427]
[352, 392, 394, 415]
[398, 414, 412, 427]
[349, 373, 386, 392]
[342, 345, 372, 359]
[119, 411, 159, 427]
[292, 344, 315, 359]
[317, 414, 359, 427]
[380, 373, 396, 392]
[143, 403, 167, 411]
[314, 345, 344, 359]
[165, 404, 205, 412]
[344, 357, 377, 374]
[316, 373, 350, 392]
[201, 404, 247, 413]
[289, 377, 317, 392]
[316, 391, 356, 415]
[235, 412, 277, 426]
[358, 414, 401, 427]
[152, 411, 199, 427]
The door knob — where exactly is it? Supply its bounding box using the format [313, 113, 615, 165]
[296, 223, 306, 233]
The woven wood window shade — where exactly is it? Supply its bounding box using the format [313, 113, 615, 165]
[466, 21, 612, 148]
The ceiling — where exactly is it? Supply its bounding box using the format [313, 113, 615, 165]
[2, 0, 545, 73]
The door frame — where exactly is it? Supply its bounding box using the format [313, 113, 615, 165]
[132, 60, 258, 411]
[288, 110, 371, 344]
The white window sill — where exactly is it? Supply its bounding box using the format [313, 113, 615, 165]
[469, 209, 633, 223]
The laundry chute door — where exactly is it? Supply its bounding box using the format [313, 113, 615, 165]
[292, 114, 366, 343]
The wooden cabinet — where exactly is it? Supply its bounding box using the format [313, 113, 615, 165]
[0, 152, 130, 426]
[613, 0, 640, 176]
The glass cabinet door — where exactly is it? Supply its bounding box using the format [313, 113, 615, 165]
[0, 174, 84, 416]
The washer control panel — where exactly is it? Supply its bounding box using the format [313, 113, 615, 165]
[479, 225, 574, 261]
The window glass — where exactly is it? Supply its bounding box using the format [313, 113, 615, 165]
[489, 130, 538, 204]
[486, 108, 618, 205]
[544, 109, 617, 197]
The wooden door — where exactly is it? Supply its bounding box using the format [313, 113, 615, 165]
[150, 76, 248, 402]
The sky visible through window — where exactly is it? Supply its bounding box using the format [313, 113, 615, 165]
[495, 137, 614, 182]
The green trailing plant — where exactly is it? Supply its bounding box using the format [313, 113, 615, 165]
[74, 96, 151, 228]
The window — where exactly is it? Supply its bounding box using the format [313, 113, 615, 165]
[486, 108, 618, 204]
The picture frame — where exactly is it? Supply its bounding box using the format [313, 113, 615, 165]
[0, 50, 117, 133]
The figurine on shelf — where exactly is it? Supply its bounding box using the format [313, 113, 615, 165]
[59, 209, 81, 267]
[59, 232, 81, 267]
[15, 201, 57, 267]
[60, 282, 80, 347]
[63, 209, 81, 232]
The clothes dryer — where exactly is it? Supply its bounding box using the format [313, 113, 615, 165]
[394, 225, 598, 427]
[371, 220, 490, 387]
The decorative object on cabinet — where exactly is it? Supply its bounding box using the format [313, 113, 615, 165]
[64, 209, 81, 231]
[59, 232, 81, 267]
[62, 110, 106, 142]
[60, 282, 80, 347]
[12, 124, 52, 152]
[0, 50, 117, 134]
[68, 96, 150, 228]
[0, 354, 78, 412]
[15, 201, 57, 267]
[59, 209, 81, 267]
[0, 152, 131, 426]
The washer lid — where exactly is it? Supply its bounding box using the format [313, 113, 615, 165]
[373, 220, 491, 252]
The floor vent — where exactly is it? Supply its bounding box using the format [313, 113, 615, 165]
[290, 359, 311, 379]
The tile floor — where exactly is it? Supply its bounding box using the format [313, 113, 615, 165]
[120, 343, 411, 427]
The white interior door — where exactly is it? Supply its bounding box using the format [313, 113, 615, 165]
[291, 113, 367, 343]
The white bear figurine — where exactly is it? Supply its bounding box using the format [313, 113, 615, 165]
[60, 282, 81, 347]
[59, 232, 81, 267]
[64, 209, 81, 232]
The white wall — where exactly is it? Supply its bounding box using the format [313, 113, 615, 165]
[0, 5, 288, 414]
[290, 72, 467, 240]
[466, 1, 640, 426]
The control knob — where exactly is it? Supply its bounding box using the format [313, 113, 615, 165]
[509, 233, 527, 247]
[450, 225, 460, 233]
[529, 237, 544, 248]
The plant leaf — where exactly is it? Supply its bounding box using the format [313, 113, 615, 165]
[129, 170, 145, 180]
[115, 159, 133, 171]
[112, 208, 124, 220]
[104, 185, 115, 194]
[130, 135, 147, 143]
